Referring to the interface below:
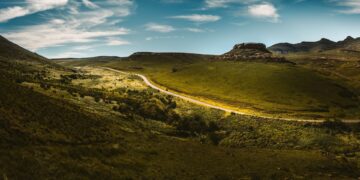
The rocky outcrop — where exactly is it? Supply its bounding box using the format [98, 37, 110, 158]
[233, 43, 269, 52]
[215, 43, 291, 63]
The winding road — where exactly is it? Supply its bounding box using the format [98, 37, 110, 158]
[102, 67, 360, 124]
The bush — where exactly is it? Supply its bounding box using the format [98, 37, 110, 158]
[40, 83, 50, 90]
[208, 132, 222, 145]
[172, 67, 178, 73]
[15, 79, 25, 84]
[322, 119, 350, 132]
[175, 115, 220, 136]
[94, 96, 101, 102]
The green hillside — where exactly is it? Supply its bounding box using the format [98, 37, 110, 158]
[61, 55, 360, 119]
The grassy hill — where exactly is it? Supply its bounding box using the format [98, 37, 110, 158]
[272, 37, 360, 97]
[53, 56, 124, 62]
[0, 35, 47, 62]
[60, 53, 360, 119]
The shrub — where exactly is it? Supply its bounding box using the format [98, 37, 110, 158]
[167, 101, 177, 109]
[40, 83, 50, 90]
[208, 132, 222, 145]
[321, 119, 350, 132]
[176, 117, 207, 135]
[15, 79, 25, 84]
[172, 67, 178, 73]
[94, 96, 101, 102]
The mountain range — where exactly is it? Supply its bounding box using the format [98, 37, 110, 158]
[269, 36, 360, 54]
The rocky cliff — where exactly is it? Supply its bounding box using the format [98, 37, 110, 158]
[215, 43, 290, 63]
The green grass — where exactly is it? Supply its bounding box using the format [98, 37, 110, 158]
[2, 59, 360, 179]
[60, 57, 360, 119]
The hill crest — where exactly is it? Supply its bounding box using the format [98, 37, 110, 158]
[0, 35, 47, 62]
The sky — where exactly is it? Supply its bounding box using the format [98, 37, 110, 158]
[0, 0, 360, 58]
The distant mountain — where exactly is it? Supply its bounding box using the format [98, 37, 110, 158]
[269, 36, 360, 54]
[0, 35, 47, 62]
[53, 56, 123, 61]
[128, 52, 213, 63]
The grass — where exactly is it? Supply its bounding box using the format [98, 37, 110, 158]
[284, 52, 360, 94]
[60, 57, 360, 119]
[1, 59, 360, 178]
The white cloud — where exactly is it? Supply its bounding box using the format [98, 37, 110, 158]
[51, 51, 86, 59]
[185, 28, 205, 33]
[204, 0, 259, 8]
[170, 14, 221, 23]
[27, 0, 69, 11]
[82, 0, 99, 8]
[73, 45, 95, 51]
[4, 20, 130, 51]
[107, 0, 134, 6]
[0, 7, 30, 23]
[145, 36, 184, 41]
[248, 3, 279, 22]
[2, 0, 134, 51]
[145, 23, 175, 33]
[333, 0, 360, 14]
[106, 39, 131, 46]
[0, 0, 68, 22]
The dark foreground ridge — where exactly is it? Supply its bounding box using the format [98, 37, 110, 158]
[0, 35, 47, 62]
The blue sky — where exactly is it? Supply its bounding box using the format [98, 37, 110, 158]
[0, 0, 360, 58]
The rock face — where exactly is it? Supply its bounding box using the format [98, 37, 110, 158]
[233, 43, 269, 52]
[215, 43, 290, 63]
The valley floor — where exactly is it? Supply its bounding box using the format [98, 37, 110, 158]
[104, 67, 360, 124]
[1, 61, 360, 179]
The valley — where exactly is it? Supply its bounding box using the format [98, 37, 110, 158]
[2, 0, 360, 178]
[1, 35, 360, 178]
[59, 47, 360, 121]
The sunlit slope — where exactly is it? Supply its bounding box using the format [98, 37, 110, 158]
[60, 56, 360, 119]
[147, 61, 359, 118]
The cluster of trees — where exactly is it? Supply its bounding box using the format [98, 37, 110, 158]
[109, 88, 222, 144]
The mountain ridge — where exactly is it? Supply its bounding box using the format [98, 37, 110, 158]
[269, 36, 360, 54]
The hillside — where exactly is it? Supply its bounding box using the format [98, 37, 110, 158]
[0, 35, 47, 62]
[269, 36, 360, 54]
[269, 36, 360, 94]
[129, 52, 213, 63]
[60, 49, 360, 119]
[53, 56, 123, 62]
